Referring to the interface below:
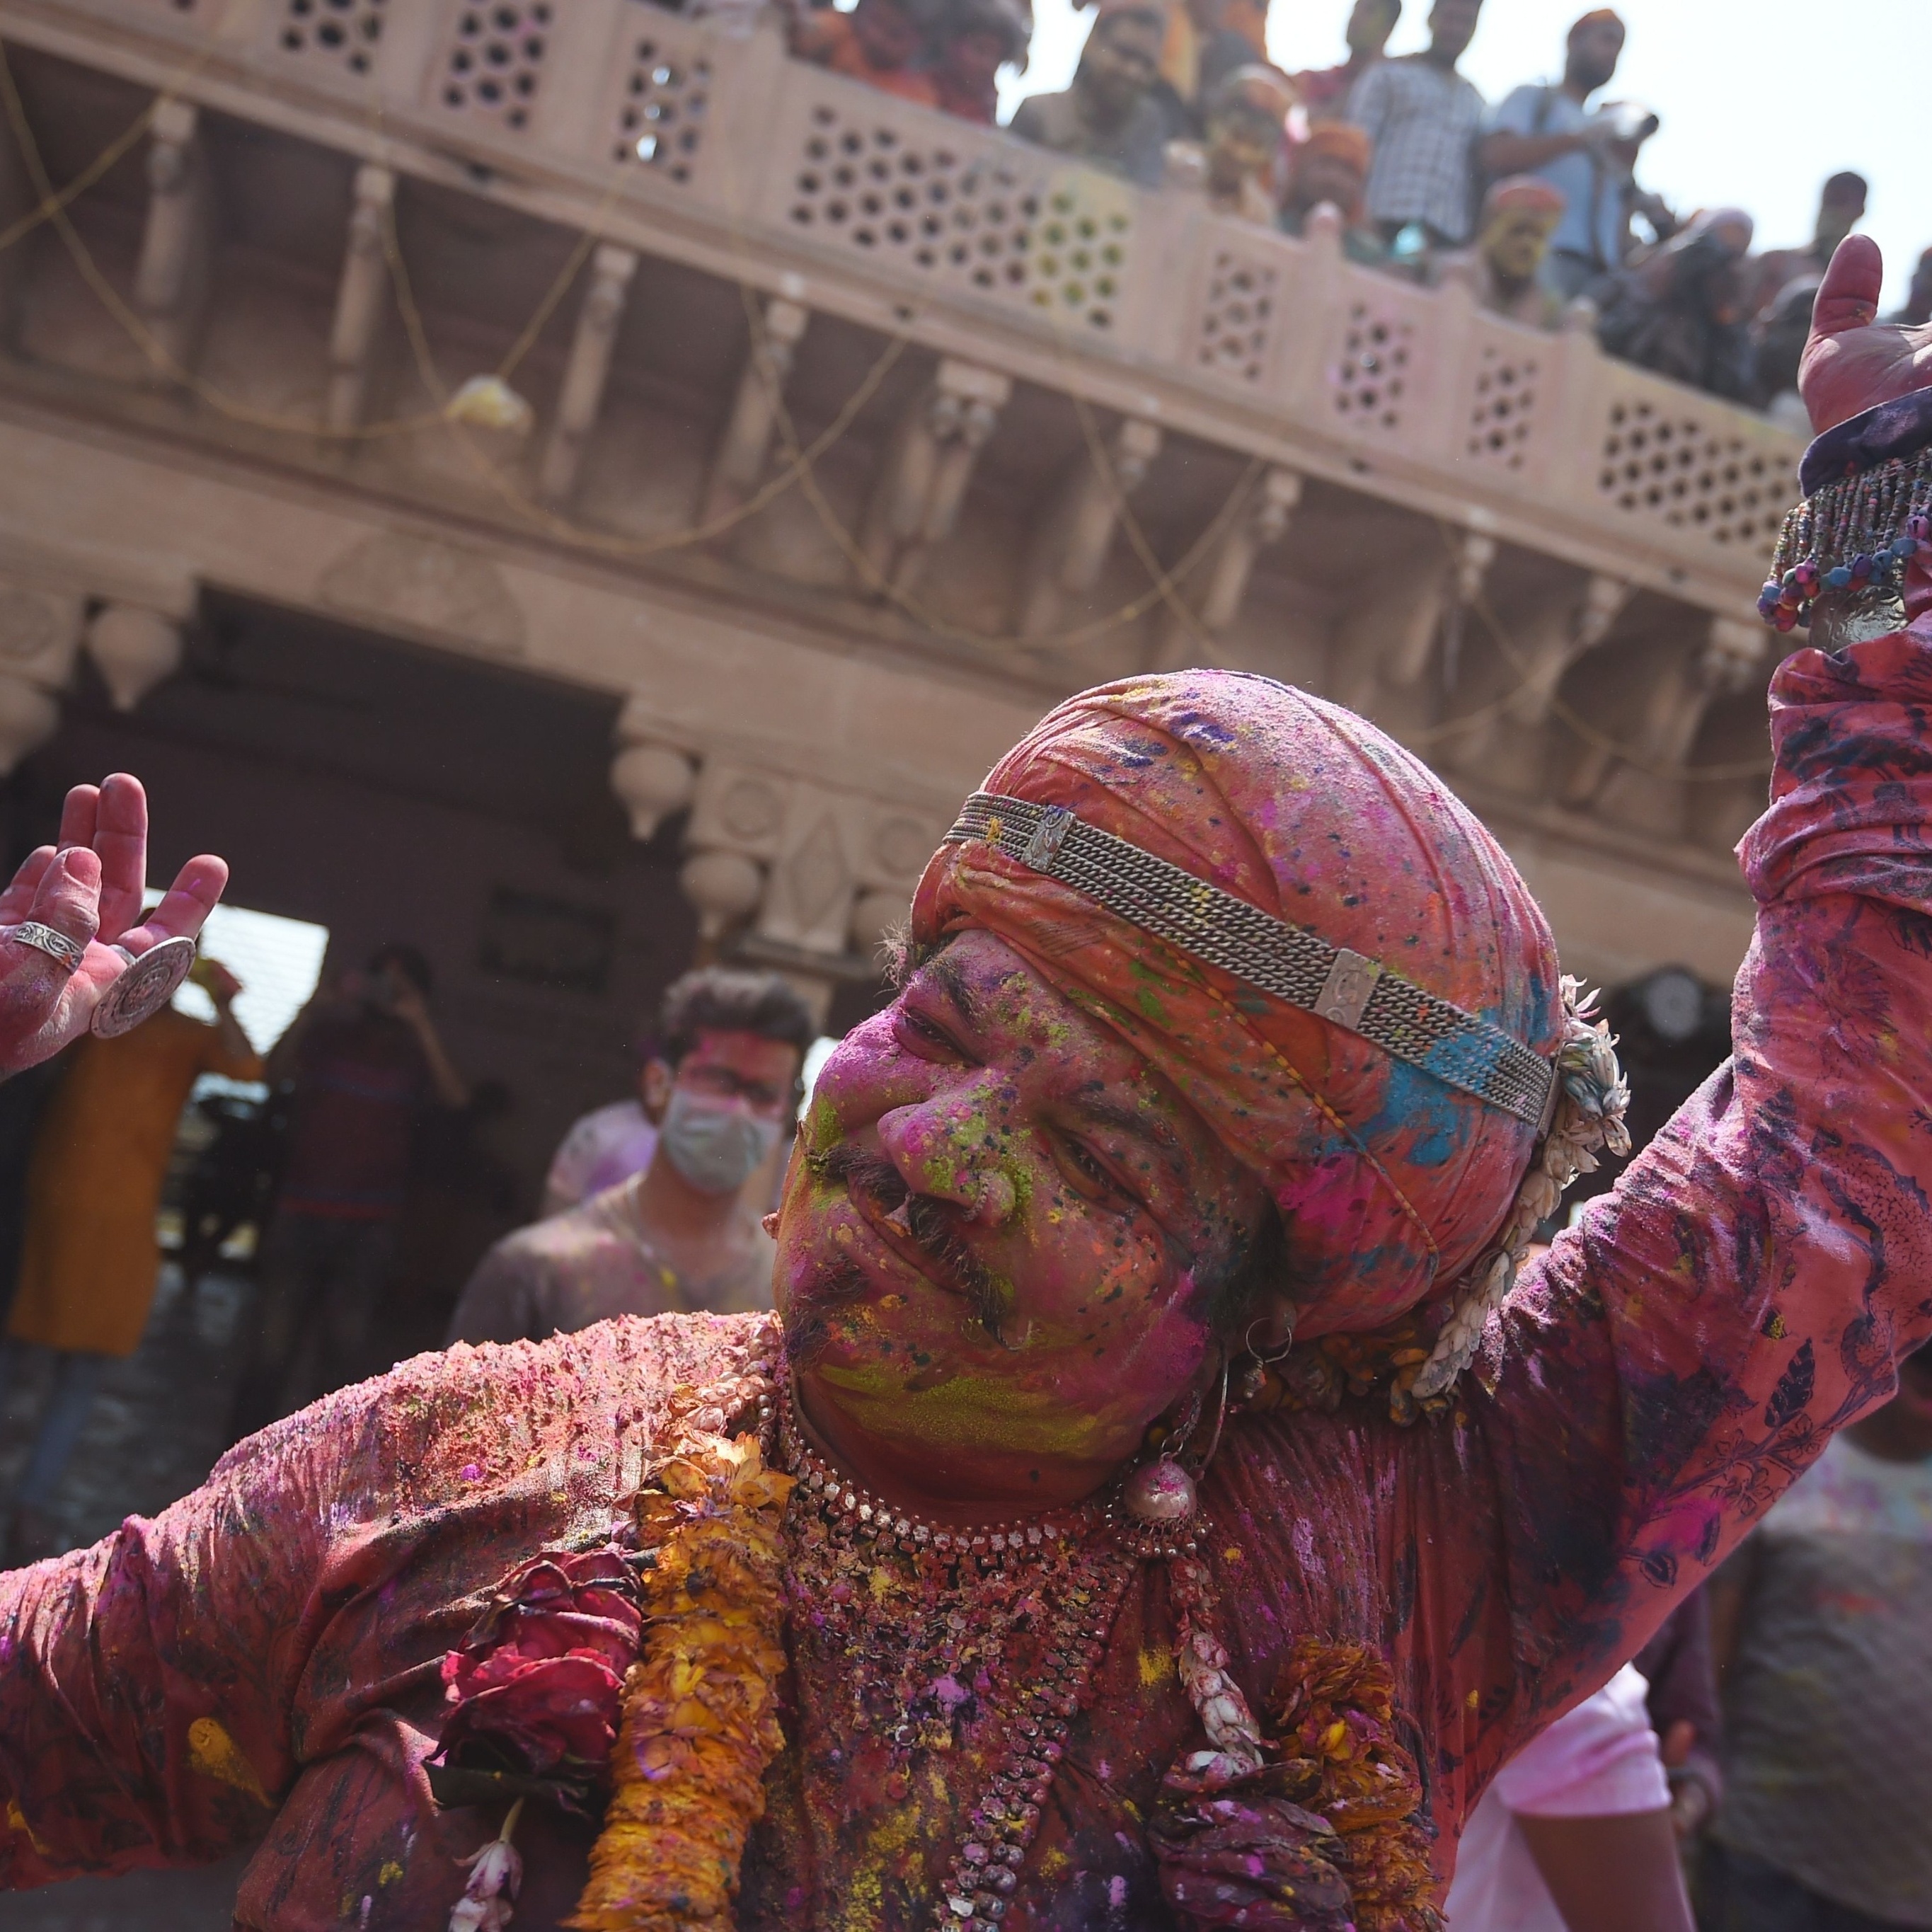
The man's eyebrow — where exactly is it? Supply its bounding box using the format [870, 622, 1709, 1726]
[917, 951, 987, 1035]
[1077, 1093, 1185, 1168]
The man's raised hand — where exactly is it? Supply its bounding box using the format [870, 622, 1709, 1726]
[1800, 235, 1932, 433]
[0, 774, 227, 1074]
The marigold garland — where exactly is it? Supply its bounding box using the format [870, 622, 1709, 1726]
[568, 1432, 794, 1932]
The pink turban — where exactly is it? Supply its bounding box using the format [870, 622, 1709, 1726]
[911, 672, 1563, 1340]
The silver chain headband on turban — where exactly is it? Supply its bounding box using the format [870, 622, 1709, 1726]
[945, 793, 1631, 1401]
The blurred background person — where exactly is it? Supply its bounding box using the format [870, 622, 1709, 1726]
[1444, 1656, 1696, 1932]
[542, 1074, 658, 1219]
[1149, 0, 1271, 139]
[1010, 0, 1170, 185]
[447, 967, 813, 1345]
[1702, 1340, 1932, 1932]
[1751, 273, 1822, 432]
[1346, 0, 1488, 257]
[1746, 171, 1869, 323]
[789, 0, 940, 105]
[1479, 10, 1645, 303]
[1290, 0, 1400, 124]
[1278, 121, 1387, 264]
[1, 955, 258, 1560]
[1439, 174, 1569, 326]
[1887, 246, 1932, 326]
[1168, 64, 1297, 222]
[226, 941, 465, 1442]
[931, 0, 1031, 123]
[1593, 207, 1754, 398]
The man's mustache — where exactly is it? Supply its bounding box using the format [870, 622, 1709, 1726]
[811, 1140, 1015, 1344]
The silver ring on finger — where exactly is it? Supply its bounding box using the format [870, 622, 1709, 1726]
[11, 920, 86, 972]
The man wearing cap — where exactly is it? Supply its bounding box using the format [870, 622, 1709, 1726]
[1480, 10, 1641, 304]
[1, 244, 1931, 1932]
[1442, 175, 1570, 328]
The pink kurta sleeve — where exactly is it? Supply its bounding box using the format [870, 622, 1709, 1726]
[1430, 614, 1932, 1800]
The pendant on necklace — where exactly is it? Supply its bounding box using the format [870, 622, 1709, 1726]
[1122, 1456, 1197, 1524]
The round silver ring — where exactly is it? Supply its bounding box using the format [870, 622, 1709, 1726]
[11, 920, 85, 972]
[91, 935, 197, 1039]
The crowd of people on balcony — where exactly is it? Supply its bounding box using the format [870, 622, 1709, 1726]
[769, 0, 1926, 418]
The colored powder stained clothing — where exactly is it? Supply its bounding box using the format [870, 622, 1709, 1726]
[1713, 1434, 1932, 1928]
[3, 614, 1932, 1926]
[1443, 1664, 1670, 1932]
[275, 1011, 430, 1220]
[6, 1010, 261, 1357]
[541, 1098, 656, 1217]
[446, 1175, 775, 1344]
[1347, 55, 1486, 245]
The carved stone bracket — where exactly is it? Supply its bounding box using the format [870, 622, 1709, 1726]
[702, 296, 810, 528]
[1016, 417, 1163, 640]
[858, 359, 1011, 598]
[538, 244, 640, 507]
[85, 604, 183, 712]
[1583, 614, 1768, 836]
[327, 164, 395, 435]
[1151, 466, 1301, 670]
[1328, 527, 1495, 719]
[134, 98, 213, 384]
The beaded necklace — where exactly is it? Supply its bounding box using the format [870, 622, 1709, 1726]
[776, 1375, 1216, 1931]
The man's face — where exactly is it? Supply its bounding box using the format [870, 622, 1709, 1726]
[1207, 98, 1284, 188]
[645, 1027, 801, 1127]
[1082, 14, 1163, 122]
[775, 929, 1271, 1506]
[1485, 205, 1559, 282]
[1345, 0, 1401, 57]
[853, 0, 924, 71]
[1292, 150, 1365, 218]
[1566, 18, 1623, 93]
[1815, 188, 1867, 258]
[1429, 0, 1482, 62]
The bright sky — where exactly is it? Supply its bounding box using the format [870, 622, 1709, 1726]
[1001, 0, 1925, 307]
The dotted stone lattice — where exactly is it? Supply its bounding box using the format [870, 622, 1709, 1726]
[437, 3, 552, 132]
[786, 105, 1130, 331]
[610, 38, 711, 182]
[277, 0, 386, 74]
[1598, 398, 1787, 550]
[1330, 301, 1413, 433]
[1466, 343, 1541, 470]
[1195, 250, 1278, 384]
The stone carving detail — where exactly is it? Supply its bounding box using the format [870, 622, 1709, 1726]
[538, 245, 639, 507]
[327, 164, 394, 434]
[134, 97, 211, 381]
[273, 0, 389, 77]
[1152, 466, 1301, 669]
[1597, 398, 1786, 553]
[86, 605, 183, 712]
[703, 297, 810, 527]
[609, 30, 712, 180]
[317, 532, 526, 652]
[0, 581, 81, 776]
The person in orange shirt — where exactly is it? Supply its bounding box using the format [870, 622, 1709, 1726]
[1, 956, 258, 1560]
[790, 0, 941, 107]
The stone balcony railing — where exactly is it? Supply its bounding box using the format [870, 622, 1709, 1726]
[0, 0, 1807, 994]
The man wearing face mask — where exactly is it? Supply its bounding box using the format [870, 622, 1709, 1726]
[447, 968, 814, 1345]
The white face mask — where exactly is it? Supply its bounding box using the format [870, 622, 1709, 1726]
[660, 1088, 784, 1197]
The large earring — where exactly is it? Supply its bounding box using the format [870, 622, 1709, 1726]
[1122, 1355, 1228, 1527]
[1232, 1312, 1296, 1408]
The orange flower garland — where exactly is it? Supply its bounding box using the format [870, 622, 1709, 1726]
[568, 1432, 794, 1932]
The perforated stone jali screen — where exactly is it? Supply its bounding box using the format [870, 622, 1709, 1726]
[1329, 300, 1414, 435]
[609, 37, 711, 183]
[1194, 248, 1278, 385]
[275, 0, 386, 74]
[1598, 398, 1788, 552]
[435, 3, 551, 132]
[785, 103, 1132, 331]
[1466, 341, 1540, 471]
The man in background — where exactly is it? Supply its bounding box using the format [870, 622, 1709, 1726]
[1291, 0, 1399, 125]
[1441, 175, 1568, 327]
[1480, 11, 1640, 303]
[1010, 0, 1170, 187]
[1277, 122, 1386, 265]
[1345, 0, 1487, 253]
[1747, 171, 1869, 323]
[2, 956, 259, 1559]
[1703, 1340, 1932, 1931]
[447, 967, 812, 1345]
[226, 941, 466, 1440]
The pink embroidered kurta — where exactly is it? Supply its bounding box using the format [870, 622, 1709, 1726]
[3, 619, 1932, 1928]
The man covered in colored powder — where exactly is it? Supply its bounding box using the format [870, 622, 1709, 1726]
[0, 240, 1931, 1932]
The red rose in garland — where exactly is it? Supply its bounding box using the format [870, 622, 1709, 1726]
[429, 1546, 643, 1813]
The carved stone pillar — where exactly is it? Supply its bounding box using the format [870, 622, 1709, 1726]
[327, 164, 395, 435]
[84, 604, 183, 711]
[1328, 528, 1495, 720]
[537, 244, 639, 507]
[1585, 615, 1766, 837]
[134, 98, 212, 384]
[1151, 466, 1301, 670]
[1016, 418, 1162, 640]
[857, 359, 1011, 598]
[703, 297, 810, 527]
[0, 582, 82, 775]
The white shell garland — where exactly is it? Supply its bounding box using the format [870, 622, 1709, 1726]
[1412, 977, 1631, 1401]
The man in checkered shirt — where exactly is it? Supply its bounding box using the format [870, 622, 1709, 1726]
[1346, 0, 1488, 249]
